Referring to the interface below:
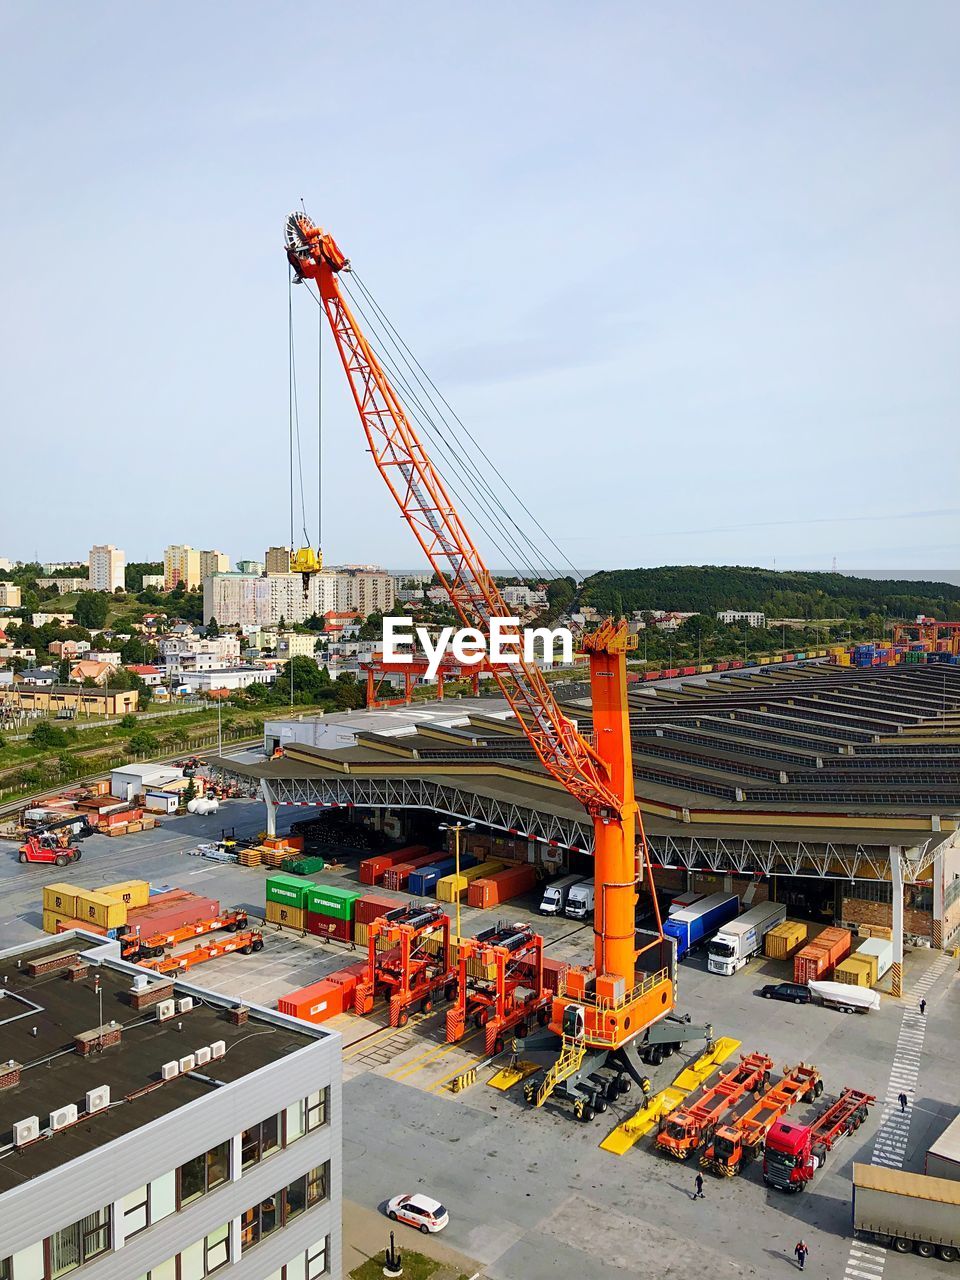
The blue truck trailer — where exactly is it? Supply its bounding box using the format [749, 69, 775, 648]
[663, 892, 740, 959]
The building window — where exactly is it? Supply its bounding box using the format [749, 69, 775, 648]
[306, 1237, 329, 1280]
[122, 1185, 150, 1237]
[178, 1141, 230, 1206]
[179, 1225, 230, 1280]
[240, 1164, 330, 1254]
[240, 1195, 282, 1249]
[135, 1263, 176, 1280]
[306, 1088, 329, 1131]
[284, 1098, 306, 1145]
[0, 1255, 9, 1280]
[242, 1113, 281, 1169]
[48, 1208, 111, 1277]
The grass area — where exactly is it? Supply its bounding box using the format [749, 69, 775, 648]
[349, 1251, 465, 1280]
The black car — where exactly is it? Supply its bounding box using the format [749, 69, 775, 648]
[759, 982, 811, 1005]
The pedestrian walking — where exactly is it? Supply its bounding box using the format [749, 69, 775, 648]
[898, 1091, 908, 1113]
[694, 1172, 705, 1199]
[919, 998, 927, 1014]
[795, 1240, 809, 1270]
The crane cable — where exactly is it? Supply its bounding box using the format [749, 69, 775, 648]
[288, 267, 316, 550]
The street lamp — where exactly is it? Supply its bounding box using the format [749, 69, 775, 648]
[438, 821, 474, 941]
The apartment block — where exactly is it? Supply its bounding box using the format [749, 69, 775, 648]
[0, 934, 341, 1280]
[0, 583, 23, 608]
[199, 551, 231, 581]
[717, 610, 766, 628]
[332, 568, 394, 617]
[204, 574, 337, 629]
[89, 546, 126, 593]
[164, 546, 202, 591]
[264, 547, 293, 575]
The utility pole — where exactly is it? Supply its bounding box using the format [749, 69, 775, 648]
[439, 821, 474, 941]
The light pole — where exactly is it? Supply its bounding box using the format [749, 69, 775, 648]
[438, 820, 474, 941]
[217, 694, 223, 756]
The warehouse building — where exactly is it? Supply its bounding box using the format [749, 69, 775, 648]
[0, 933, 341, 1280]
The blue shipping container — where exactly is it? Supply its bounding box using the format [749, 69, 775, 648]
[407, 852, 477, 896]
[663, 893, 740, 959]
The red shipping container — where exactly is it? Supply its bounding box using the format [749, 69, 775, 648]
[383, 852, 441, 891]
[305, 911, 352, 942]
[359, 845, 429, 885]
[325, 961, 369, 1004]
[277, 978, 343, 1023]
[467, 864, 537, 909]
[542, 956, 569, 995]
[126, 893, 220, 936]
[793, 927, 850, 984]
[355, 894, 403, 926]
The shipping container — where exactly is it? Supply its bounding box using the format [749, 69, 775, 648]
[76, 891, 127, 930]
[856, 936, 892, 981]
[764, 919, 808, 960]
[542, 956, 570, 995]
[467, 864, 537, 909]
[277, 978, 344, 1023]
[43, 910, 106, 936]
[355, 893, 403, 927]
[793, 927, 850, 983]
[383, 851, 444, 891]
[265, 873, 311, 910]
[436, 860, 505, 903]
[42, 882, 81, 917]
[100, 879, 151, 908]
[265, 902, 305, 930]
[834, 957, 873, 986]
[358, 845, 429, 885]
[125, 892, 220, 936]
[408, 857, 460, 896]
[304, 911, 352, 942]
[305, 884, 362, 920]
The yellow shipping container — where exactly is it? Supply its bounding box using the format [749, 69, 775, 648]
[764, 920, 808, 960]
[852, 946, 879, 986]
[76, 891, 127, 930]
[42, 909, 71, 935]
[265, 901, 305, 930]
[436, 860, 505, 903]
[101, 879, 150, 908]
[834, 957, 872, 987]
[42, 882, 81, 916]
[354, 922, 369, 947]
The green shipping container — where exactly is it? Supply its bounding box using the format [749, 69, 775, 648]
[286, 856, 327, 876]
[305, 884, 361, 920]
[266, 873, 310, 909]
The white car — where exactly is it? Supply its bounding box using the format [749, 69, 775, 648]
[386, 1193, 449, 1234]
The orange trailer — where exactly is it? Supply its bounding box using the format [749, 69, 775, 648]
[702, 1063, 823, 1176]
[656, 1052, 773, 1159]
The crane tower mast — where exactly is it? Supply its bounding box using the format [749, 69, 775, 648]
[285, 212, 672, 1052]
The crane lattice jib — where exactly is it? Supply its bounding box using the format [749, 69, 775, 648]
[285, 213, 620, 817]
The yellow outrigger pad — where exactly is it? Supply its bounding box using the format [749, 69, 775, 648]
[600, 1086, 687, 1154]
[599, 1037, 742, 1156]
[671, 1036, 741, 1092]
[487, 1059, 541, 1091]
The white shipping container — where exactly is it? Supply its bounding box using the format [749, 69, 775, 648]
[856, 936, 893, 980]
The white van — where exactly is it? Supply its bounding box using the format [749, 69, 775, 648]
[565, 880, 595, 920]
[539, 874, 582, 916]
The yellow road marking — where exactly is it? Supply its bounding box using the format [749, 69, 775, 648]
[390, 1029, 483, 1082]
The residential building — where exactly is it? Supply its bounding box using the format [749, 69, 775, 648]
[717, 610, 766, 628]
[395, 586, 423, 604]
[0, 933, 340, 1280]
[176, 666, 278, 694]
[20, 667, 59, 686]
[205, 573, 337, 629]
[236, 560, 265, 576]
[157, 635, 243, 679]
[164, 545, 202, 591]
[42, 561, 84, 575]
[0, 557, 12, 572]
[141, 573, 165, 590]
[333, 568, 394, 617]
[32, 612, 75, 627]
[276, 632, 322, 660]
[69, 660, 118, 685]
[265, 546, 293, 575]
[36, 577, 88, 594]
[87, 650, 123, 665]
[49, 639, 91, 659]
[89, 545, 126, 593]
[125, 663, 164, 686]
[199, 550, 231, 581]
[321, 612, 361, 640]
[501, 585, 532, 609]
[0, 583, 22, 608]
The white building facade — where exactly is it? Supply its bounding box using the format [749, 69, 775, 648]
[89, 546, 126, 593]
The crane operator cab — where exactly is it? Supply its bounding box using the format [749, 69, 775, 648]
[562, 1004, 586, 1041]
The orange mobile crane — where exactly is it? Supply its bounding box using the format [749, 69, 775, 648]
[285, 212, 710, 1119]
[445, 921, 551, 1057]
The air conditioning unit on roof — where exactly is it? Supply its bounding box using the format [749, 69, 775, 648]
[176, 997, 194, 1014]
[210, 1040, 226, 1059]
[179, 1054, 196, 1074]
[195, 1046, 212, 1066]
[161, 1061, 179, 1081]
[86, 1085, 111, 1114]
[50, 1104, 78, 1131]
[157, 999, 175, 1022]
[13, 1116, 39, 1146]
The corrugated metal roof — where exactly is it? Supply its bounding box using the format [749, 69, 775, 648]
[853, 1162, 960, 1204]
[927, 1113, 960, 1166]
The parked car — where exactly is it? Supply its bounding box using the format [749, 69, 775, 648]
[759, 982, 812, 1005]
[386, 1193, 449, 1234]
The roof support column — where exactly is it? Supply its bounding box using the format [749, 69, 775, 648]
[260, 779, 278, 837]
[891, 848, 904, 998]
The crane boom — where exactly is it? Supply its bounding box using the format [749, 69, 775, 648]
[285, 211, 672, 1049]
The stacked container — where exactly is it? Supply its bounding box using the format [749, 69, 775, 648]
[383, 852, 442, 891]
[436, 860, 505, 903]
[353, 893, 403, 946]
[265, 873, 310, 929]
[305, 885, 361, 941]
[101, 879, 151, 908]
[834, 957, 874, 986]
[467, 864, 537, 909]
[359, 845, 428, 885]
[408, 854, 477, 896]
[43, 882, 81, 918]
[542, 955, 570, 995]
[76, 890, 127, 932]
[793, 926, 851, 984]
[855, 937, 892, 983]
[764, 920, 808, 960]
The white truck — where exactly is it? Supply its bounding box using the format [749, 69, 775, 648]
[707, 902, 787, 975]
[539, 874, 582, 917]
[564, 880, 595, 920]
[852, 1161, 960, 1262]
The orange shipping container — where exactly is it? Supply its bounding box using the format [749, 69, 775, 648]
[277, 978, 343, 1023]
[466, 864, 537, 909]
[793, 927, 851, 984]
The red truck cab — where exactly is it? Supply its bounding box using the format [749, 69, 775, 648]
[763, 1119, 816, 1191]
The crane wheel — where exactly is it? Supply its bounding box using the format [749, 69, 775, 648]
[421, 998, 433, 1014]
[814, 1079, 824, 1096]
[594, 1096, 608, 1114]
[55, 855, 68, 867]
[398, 1011, 409, 1027]
[252, 938, 264, 952]
[241, 944, 253, 955]
[537, 1007, 549, 1026]
[494, 1035, 505, 1054]
[18, 853, 26, 863]
[579, 1105, 595, 1123]
[618, 1076, 632, 1094]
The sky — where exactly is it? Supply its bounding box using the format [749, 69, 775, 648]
[1, 2, 958, 576]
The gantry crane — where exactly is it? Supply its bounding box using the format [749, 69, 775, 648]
[284, 212, 704, 1116]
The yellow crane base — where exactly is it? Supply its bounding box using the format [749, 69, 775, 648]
[599, 1036, 742, 1157]
[487, 1059, 541, 1091]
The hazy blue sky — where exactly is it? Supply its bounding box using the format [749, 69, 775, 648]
[1, 2, 957, 574]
